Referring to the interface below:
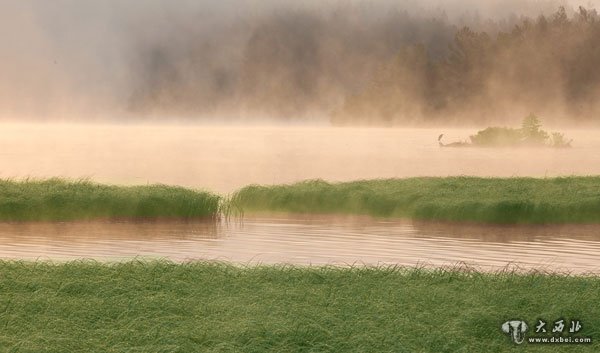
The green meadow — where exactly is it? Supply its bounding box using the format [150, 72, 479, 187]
[233, 176, 600, 224]
[0, 261, 597, 352]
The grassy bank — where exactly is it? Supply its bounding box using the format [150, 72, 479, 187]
[3, 177, 600, 224]
[0, 179, 220, 221]
[0, 261, 596, 352]
[232, 177, 600, 224]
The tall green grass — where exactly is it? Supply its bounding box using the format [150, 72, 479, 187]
[0, 261, 597, 352]
[232, 177, 600, 224]
[3, 177, 600, 224]
[0, 178, 220, 221]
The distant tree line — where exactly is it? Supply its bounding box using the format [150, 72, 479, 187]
[127, 5, 459, 118]
[126, 5, 600, 124]
[333, 7, 600, 125]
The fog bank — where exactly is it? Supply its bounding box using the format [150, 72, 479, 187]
[0, 0, 598, 124]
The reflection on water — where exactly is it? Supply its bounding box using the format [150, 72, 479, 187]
[0, 216, 599, 273]
[0, 124, 599, 192]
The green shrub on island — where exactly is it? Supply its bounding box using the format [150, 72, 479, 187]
[468, 114, 571, 147]
[468, 127, 523, 146]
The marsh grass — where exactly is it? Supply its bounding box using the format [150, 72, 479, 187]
[3, 177, 600, 224]
[232, 176, 600, 224]
[0, 261, 597, 352]
[0, 178, 221, 221]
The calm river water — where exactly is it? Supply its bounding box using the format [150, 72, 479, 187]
[0, 216, 598, 273]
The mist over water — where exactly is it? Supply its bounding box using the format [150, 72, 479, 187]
[0, 124, 597, 192]
[2, 0, 600, 124]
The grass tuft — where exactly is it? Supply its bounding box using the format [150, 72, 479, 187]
[0, 178, 221, 221]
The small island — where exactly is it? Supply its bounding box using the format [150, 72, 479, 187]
[439, 114, 572, 148]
